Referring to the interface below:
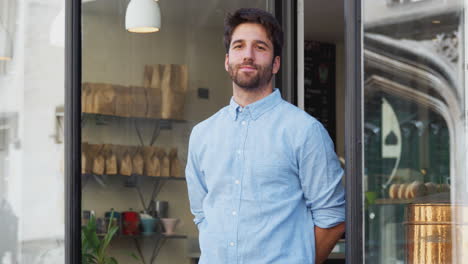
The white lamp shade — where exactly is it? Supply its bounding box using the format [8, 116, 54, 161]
[125, 0, 161, 33]
[0, 27, 12, 61]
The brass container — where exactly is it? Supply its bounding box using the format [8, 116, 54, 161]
[406, 203, 452, 264]
[405, 203, 468, 264]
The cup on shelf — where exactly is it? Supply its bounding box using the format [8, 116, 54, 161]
[160, 218, 180, 235]
[140, 218, 158, 236]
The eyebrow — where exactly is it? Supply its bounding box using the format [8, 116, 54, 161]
[231, 39, 271, 49]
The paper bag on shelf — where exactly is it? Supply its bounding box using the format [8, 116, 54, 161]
[132, 147, 144, 175]
[157, 148, 170, 176]
[92, 144, 106, 175]
[91, 83, 116, 116]
[84, 143, 100, 174]
[116, 145, 133, 176]
[103, 144, 118, 175]
[161, 64, 188, 120]
[169, 148, 181, 177]
[130, 86, 148, 118]
[115, 85, 133, 117]
[81, 142, 89, 174]
[144, 65, 163, 119]
[143, 146, 161, 177]
[82, 83, 95, 113]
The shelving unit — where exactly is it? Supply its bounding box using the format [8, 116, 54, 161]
[81, 109, 191, 263]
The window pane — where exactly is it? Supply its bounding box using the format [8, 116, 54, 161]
[363, 0, 467, 263]
[0, 0, 65, 263]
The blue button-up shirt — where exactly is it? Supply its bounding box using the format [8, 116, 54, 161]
[185, 88, 345, 264]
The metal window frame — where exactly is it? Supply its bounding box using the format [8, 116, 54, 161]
[65, 0, 81, 263]
[344, 0, 363, 263]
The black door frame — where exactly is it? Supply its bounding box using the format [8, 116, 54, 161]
[344, 0, 363, 263]
[65, 0, 82, 263]
[65, 1, 363, 263]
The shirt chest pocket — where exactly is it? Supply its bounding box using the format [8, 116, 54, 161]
[252, 161, 295, 201]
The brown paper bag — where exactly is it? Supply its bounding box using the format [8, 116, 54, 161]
[132, 147, 144, 175]
[92, 144, 105, 175]
[143, 146, 160, 177]
[91, 83, 116, 116]
[169, 148, 181, 177]
[115, 145, 133, 176]
[82, 83, 95, 113]
[84, 144, 101, 174]
[161, 64, 188, 120]
[104, 144, 118, 175]
[130, 86, 148, 118]
[81, 142, 89, 174]
[144, 65, 163, 118]
[115, 85, 132, 117]
[157, 148, 170, 176]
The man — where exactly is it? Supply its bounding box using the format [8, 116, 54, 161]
[186, 8, 345, 264]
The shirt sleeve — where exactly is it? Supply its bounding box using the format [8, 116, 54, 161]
[297, 122, 345, 229]
[185, 126, 208, 227]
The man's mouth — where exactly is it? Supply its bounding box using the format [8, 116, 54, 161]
[239, 65, 257, 72]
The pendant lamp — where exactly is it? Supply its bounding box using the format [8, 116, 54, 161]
[125, 0, 161, 33]
[0, 27, 12, 61]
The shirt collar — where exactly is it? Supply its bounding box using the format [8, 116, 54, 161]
[228, 88, 283, 121]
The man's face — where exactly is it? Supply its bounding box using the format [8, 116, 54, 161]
[225, 23, 280, 90]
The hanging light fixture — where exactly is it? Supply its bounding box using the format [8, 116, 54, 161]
[0, 26, 12, 61]
[125, 0, 161, 33]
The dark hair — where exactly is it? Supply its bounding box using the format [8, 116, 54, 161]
[224, 8, 283, 58]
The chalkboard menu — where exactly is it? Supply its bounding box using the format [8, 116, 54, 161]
[304, 41, 336, 143]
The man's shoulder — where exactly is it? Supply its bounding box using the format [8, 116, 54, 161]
[191, 106, 228, 135]
[277, 100, 320, 127]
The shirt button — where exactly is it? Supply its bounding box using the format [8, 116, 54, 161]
[232, 211, 237, 216]
[235, 180, 240, 184]
[241, 121, 247, 125]
[237, 150, 241, 155]
[239, 108, 243, 112]
[230, 242, 235, 247]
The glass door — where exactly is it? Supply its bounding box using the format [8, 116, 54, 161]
[362, 0, 468, 263]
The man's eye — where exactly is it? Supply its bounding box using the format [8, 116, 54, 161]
[257, 46, 266, 50]
[233, 45, 242, 49]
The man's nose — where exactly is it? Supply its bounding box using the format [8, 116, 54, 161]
[242, 46, 255, 61]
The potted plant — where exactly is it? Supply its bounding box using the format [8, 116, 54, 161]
[81, 214, 119, 264]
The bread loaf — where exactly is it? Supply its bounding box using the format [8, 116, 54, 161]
[389, 184, 400, 199]
[406, 181, 426, 199]
[397, 184, 408, 200]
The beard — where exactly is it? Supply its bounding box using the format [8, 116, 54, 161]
[228, 60, 273, 91]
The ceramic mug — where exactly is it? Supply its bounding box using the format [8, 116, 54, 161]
[160, 218, 181, 235]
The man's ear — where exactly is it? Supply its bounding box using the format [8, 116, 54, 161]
[225, 54, 229, 72]
[272, 56, 281, 74]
